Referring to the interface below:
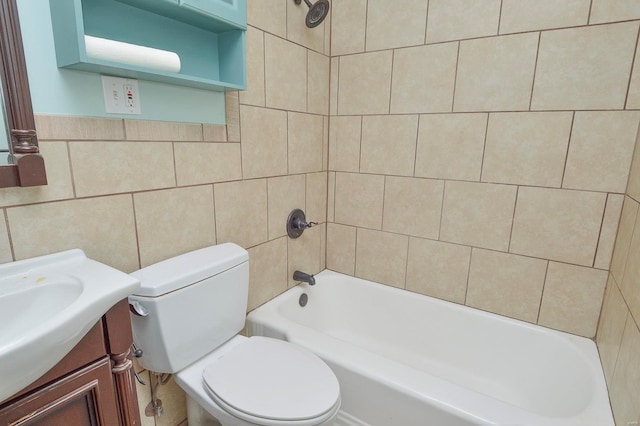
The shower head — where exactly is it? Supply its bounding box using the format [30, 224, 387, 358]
[294, 0, 330, 28]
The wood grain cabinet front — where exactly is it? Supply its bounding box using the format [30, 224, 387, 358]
[0, 300, 141, 426]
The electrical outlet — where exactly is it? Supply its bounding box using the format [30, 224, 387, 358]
[101, 76, 141, 115]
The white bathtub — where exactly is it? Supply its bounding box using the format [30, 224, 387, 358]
[246, 270, 613, 426]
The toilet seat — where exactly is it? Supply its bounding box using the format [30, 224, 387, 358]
[202, 336, 341, 425]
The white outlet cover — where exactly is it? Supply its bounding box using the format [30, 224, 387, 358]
[101, 76, 141, 115]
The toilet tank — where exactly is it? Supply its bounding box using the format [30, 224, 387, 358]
[129, 243, 249, 373]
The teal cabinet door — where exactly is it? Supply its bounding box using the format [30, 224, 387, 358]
[180, 0, 246, 28]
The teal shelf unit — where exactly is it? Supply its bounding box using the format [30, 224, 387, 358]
[49, 0, 247, 91]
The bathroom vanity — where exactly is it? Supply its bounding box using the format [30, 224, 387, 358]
[0, 300, 141, 425]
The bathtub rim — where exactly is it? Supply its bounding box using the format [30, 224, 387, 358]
[247, 269, 614, 426]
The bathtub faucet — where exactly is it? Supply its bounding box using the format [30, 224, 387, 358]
[293, 270, 316, 286]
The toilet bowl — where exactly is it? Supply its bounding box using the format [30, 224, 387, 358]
[176, 336, 341, 426]
[128, 244, 341, 426]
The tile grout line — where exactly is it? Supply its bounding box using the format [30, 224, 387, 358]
[130, 193, 143, 269]
[463, 247, 474, 305]
[478, 113, 490, 183]
[528, 31, 542, 111]
[507, 185, 519, 253]
[423, 0, 430, 44]
[3, 208, 15, 262]
[497, 0, 504, 35]
[535, 260, 550, 324]
[560, 111, 577, 188]
[624, 24, 640, 110]
[451, 41, 461, 113]
[592, 194, 611, 268]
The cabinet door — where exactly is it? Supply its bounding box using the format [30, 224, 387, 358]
[180, 0, 246, 27]
[0, 358, 120, 426]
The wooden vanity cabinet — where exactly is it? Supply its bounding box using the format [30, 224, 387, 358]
[0, 300, 141, 426]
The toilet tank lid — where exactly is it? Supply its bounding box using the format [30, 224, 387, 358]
[130, 243, 248, 297]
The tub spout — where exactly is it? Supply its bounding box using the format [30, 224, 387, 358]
[293, 270, 316, 285]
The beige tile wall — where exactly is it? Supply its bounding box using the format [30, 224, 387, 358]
[598, 116, 640, 423]
[0, 2, 329, 424]
[327, 0, 640, 346]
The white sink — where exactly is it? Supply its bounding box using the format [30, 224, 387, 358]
[0, 250, 140, 403]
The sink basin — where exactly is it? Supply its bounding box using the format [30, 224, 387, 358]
[0, 250, 140, 403]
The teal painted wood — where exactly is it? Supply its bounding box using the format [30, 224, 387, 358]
[49, 0, 247, 91]
[21, 0, 225, 124]
[114, 0, 246, 31]
[180, 0, 247, 29]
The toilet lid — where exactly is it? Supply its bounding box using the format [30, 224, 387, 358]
[202, 337, 340, 423]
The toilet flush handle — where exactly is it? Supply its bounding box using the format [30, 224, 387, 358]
[129, 300, 149, 317]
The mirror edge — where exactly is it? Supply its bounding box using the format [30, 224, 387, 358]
[0, 0, 46, 188]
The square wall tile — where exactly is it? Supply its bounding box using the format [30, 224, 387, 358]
[330, 58, 339, 116]
[365, 0, 428, 51]
[247, 0, 286, 38]
[215, 179, 268, 248]
[267, 175, 306, 240]
[329, 116, 361, 172]
[35, 115, 124, 140]
[454, 33, 539, 112]
[621, 211, 640, 324]
[327, 172, 335, 222]
[360, 115, 418, 176]
[532, 22, 638, 110]
[124, 120, 202, 141]
[627, 40, 640, 109]
[334, 172, 385, 229]
[415, 113, 487, 181]
[597, 276, 629, 383]
[306, 172, 328, 223]
[247, 238, 287, 311]
[288, 226, 322, 287]
[323, 116, 329, 171]
[383, 177, 444, 239]
[499, 0, 590, 34]
[510, 187, 606, 266]
[70, 141, 176, 197]
[264, 34, 307, 112]
[338, 51, 393, 115]
[7, 196, 139, 272]
[326, 223, 356, 275]
[331, 0, 367, 56]
[287, 0, 325, 53]
[611, 197, 639, 284]
[610, 317, 640, 425]
[482, 112, 572, 187]
[0, 142, 74, 208]
[0, 216, 12, 264]
[308, 51, 330, 115]
[390, 43, 458, 114]
[356, 229, 408, 289]
[406, 238, 471, 304]
[590, 0, 640, 24]
[226, 91, 241, 142]
[175, 143, 242, 186]
[239, 26, 265, 107]
[153, 377, 186, 426]
[467, 249, 547, 323]
[203, 124, 227, 142]
[563, 111, 640, 193]
[595, 194, 624, 270]
[134, 186, 216, 267]
[627, 126, 640, 201]
[288, 112, 324, 174]
[426, 0, 501, 43]
[538, 263, 608, 337]
[240, 106, 287, 179]
[440, 181, 517, 251]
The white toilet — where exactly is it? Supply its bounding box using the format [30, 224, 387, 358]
[129, 243, 341, 426]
